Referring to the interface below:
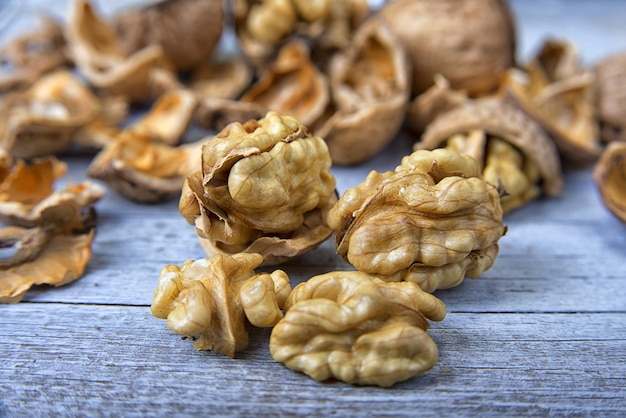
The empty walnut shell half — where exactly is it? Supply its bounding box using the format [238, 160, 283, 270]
[113, 0, 224, 72]
[240, 41, 329, 128]
[417, 96, 563, 213]
[190, 56, 253, 101]
[0, 70, 100, 159]
[593, 141, 626, 224]
[270, 271, 446, 387]
[379, 0, 516, 97]
[503, 39, 602, 168]
[315, 17, 410, 165]
[179, 111, 338, 265]
[65, 0, 179, 104]
[328, 148, 506, 293]
[151, 252, 291, 358]
[593, 50, 626, 144]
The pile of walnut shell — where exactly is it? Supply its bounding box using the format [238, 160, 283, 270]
[1, 0, 625, 386]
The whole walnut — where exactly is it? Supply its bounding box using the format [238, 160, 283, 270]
[378, 0, 516, 97]
[327, 148, 506, 292]
[179, 111, 338, 265]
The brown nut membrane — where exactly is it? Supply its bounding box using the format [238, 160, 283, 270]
[65, 0, 179, 104]
[378, 0, 516, 97]
[0, 70, 100, 159]
[179, 111, 337, 265]
[151, 252, 291, 358]
[593, 50, 626, 144]
[417, 97, 563, 213]
[270, 271, 446, 387]
[314, 18, 410, 165]
[240, 41, 329, 128]
[113, 0, 224, 72]
[503, 39, 601, 168]
[327, 149, 506, 293]
[593, 141, 626, 224]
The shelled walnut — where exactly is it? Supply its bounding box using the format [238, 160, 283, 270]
[328, 148, 505, 293]
[151, 252, 290, 358]
[416, 97, 563, 213]
[179, 111, 337, 265]
[270, 271, 446, 387]
[378, 0, 516, 97]
[593, 141, 626, 224]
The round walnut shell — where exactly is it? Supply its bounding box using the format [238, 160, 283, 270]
[378, 0, 516, 97]
[417, 97, 563, 200]
[593, 141, 626, 224]
[593, 50, 626, 144]
[113, 0, 224, 72]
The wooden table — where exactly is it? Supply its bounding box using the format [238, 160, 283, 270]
[2, 1, 625, 416]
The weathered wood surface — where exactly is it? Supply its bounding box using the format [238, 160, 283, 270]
[1, 1, 626, 417]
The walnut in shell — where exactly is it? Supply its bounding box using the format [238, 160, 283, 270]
[314, 17, 410, 165]
[593, 141, 626, 224]
[270, 271, 446, 387]
[328, 148, 506, 292]
[179, 111, 337, 265]
[593, 50, 626, 144]
[113, 0, 224, 72]
[151, 252, 291, 358]
[503, 39, 602, 168]
[417, 97, 563, 213]
[378, 0, 516, 97]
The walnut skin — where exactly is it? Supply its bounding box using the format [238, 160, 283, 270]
[179, 111, 337, 265]
[270, 271, 446, 387]
[328, 148, 506, 293]
[151, 253, 290, 358]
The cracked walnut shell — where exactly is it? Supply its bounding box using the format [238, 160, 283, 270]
[328, 148, 506, 293]
[593, 141, 626, 224]
[593, 49, 626, 144]
[151, 252, 290, 358]
[270, 271, 446, 387]
[179, 111, 337, 265]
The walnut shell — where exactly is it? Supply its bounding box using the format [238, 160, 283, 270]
[379, 0, 516, 97]
[593, 50, 626, 143]
[593, 141, 626, 224]
[113, 0, 224, 72]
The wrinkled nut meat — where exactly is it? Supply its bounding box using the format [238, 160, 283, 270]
[378, 0, 516, 97]
[503, 39, 602, 168]
[417, 97, 563, 213]
[328, 148, 506, 293]
[240, 41, 329, 128]
[0, 70, 101, 159]
[0, 153, 103, 303]
[113, 0, 224, 72]
[593, 141, 626, 224]
[593, 50, 626, 143]
[65, 0, 179, 104]
[0, 15, 69, 93]
[179, 111, 337, 265]
[270, 271, 446, 387]
[151, 252, 291, 358]
[314, 17, 410, 165]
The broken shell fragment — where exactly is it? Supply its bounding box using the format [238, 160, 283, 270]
[179, 111, 337, 265]
[151, 252, 291, 358]
[593, 141, 626, 224]
[270, 271, 446, 387]
[417, 97, 563, 213]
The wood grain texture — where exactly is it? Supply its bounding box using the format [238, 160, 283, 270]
[1, 1, 626, 417]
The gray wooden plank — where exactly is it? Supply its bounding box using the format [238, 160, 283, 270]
[1, 304, 624, 417]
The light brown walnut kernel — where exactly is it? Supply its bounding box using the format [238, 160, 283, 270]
[270, 271, 446, 387]
[179, 111, 337, 265]
[328, 148, 506, 292]
[151, 253, 291, 358]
